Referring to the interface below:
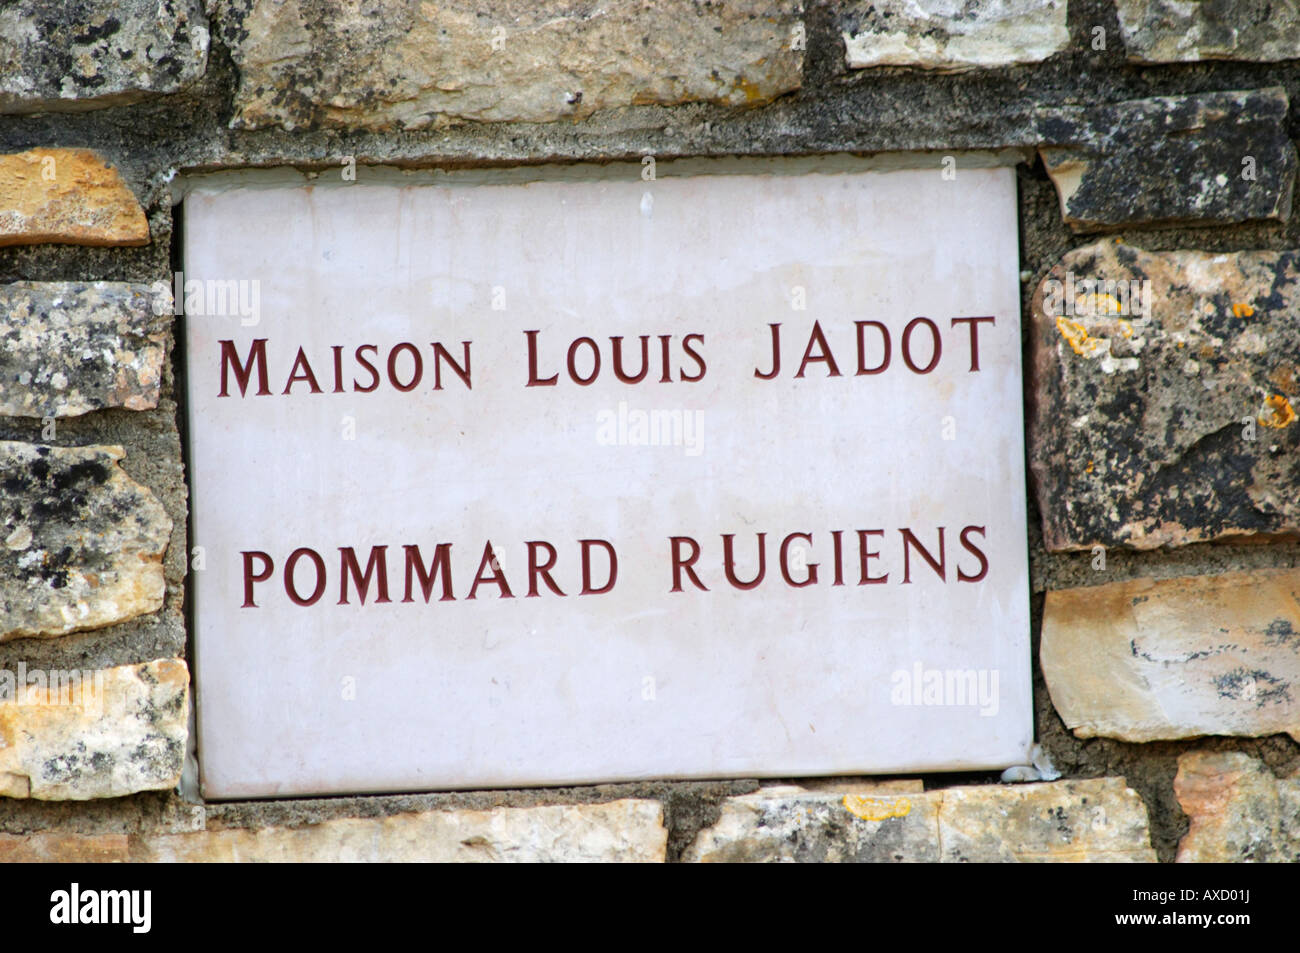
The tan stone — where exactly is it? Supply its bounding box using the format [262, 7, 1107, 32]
[1042, 570, 1300, 743]
[0, 659, 189, 800]
[133, 799, 665, 862]
[213, 0, 804, 130]
[0, 149, 148, 247]
[0, 442, 171, 643]
[0, 833, 128, 862]
[938, 779, 1156, 862]
[1175, 751, 1300, 863]
[685, 778, 1155, 862]
[685, 788, 941, 862]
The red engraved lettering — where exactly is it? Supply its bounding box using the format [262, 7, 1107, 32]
[950, 316, 995, 371]
[855, 321, 891, 375]
[902, 318, 942, 374]
[857, 530, 888, 584]
[669, 536, 708, 592]
[580, 539, 618, 595]
[722, 533, 767, 590]
[386, 343, 423, 392]
[795, 321, 841, 378]
[218, 339, 270, 397]
[957, 525, 990, 582]
[525, 330, 558, 387]
[901, 527, 946, 583]
[285, 547, 327, 606]
[241, 550, 273, 607]
[467, 541, 514, 599]
[779, 532, 818, 587]
[338, 545, 392, 604]
[402, 543, 455, 602]
[527, 541, 567, 597]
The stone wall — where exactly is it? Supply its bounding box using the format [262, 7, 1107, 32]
[1, 0, 1298, 863]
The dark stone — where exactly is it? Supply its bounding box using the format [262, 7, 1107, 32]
[0, 0, 208, 114]
[1036, 88, 1297, 232]
[1029, 239, 1300, 551]
[1116, 0, 1300, 64]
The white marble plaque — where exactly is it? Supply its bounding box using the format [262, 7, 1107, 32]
[184, 160, 1032, 798]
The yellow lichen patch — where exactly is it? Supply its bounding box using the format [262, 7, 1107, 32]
[842, 794, 911, 821]
[1074, 292, 1121, 316]
[1055, 317, 1105, 357]
[732, 77, 765, 103]
[1232, 303, 1255, 318]
[1259, 394, 1297, 429]
[1119, 320, 1133, 339]
[1085, 460, 1094, 473]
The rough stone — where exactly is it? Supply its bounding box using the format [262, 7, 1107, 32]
[841, 0, 1068, 71]
[1042, 570, 1300, 743]
[132, 799, 665, 862]
[938, 779, 1157, 862]
[0, 149, 149, 248]
[684, 786, 941, 862]
[212, 0, 804, 130]
[684, 778, 1155, 862]
[1029, 240, 1300, 551]
[1116, 0, 1300, 64]
[1175, 751, 1300, 863]
[0, 832, 128, 861]
[0, 442, 171, 643]
[1037, 88, 1296, 232]
[0, 0, 209, 114]
[0, 282, 170, 418]
[0, 659, 188, 800]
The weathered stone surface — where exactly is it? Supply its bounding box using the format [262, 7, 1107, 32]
[1037, 88, 1296, 232]
[1042, 570, 1300, 743]
[684, 779, 1155, 862]
[939, 779, 1156, 862]
[0, 659, 188, 800]
[0, 0, 208, 113]
[685, 786, 942, 862]
[0, 282, 170, 418]
[213, 0, 804, 130]
[841, 0, 1068, 71]
[0, 442, 171, 643]
[1029, 240, 1300, 551]
[1116, 0, 1300, 64]
[0, 832, 128, 861]
[0, 149, 149, 247]
[1175, 751, 1300, 863]
[133, 799, 665, 862]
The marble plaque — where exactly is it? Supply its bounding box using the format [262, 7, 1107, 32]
[183, 160, 1032, 798]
